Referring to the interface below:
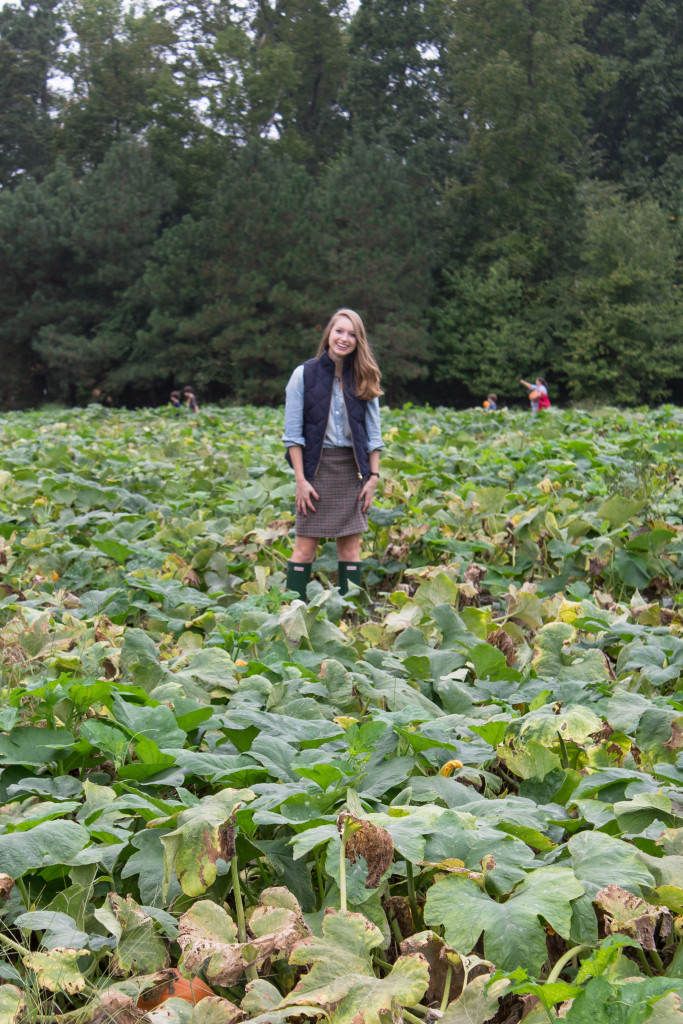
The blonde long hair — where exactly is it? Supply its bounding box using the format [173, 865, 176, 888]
[316, 308, 383, 400]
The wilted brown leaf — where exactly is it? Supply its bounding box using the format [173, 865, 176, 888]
[486, 630, 516, 667]
[86, 993, 148, 1024]
[400, 931, 463, 1005]
[594, 884, 672, 950]
[337, 813, 394, 888]
[179, 889, 310, 986]
[383, 896, 415, 940]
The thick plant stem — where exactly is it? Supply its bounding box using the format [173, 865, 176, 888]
[404, 1012, 425, 1024]
[231, 856, 257, 982]
[16, 878, 30, 908]
[388, 910, 404, 948]
[440, 963, 453, 1012]
[315, 847, 325, 908]
[0, 930, 30, 958]
[406, 862, 422, 930]
[637, 947, 653, 977]
[649, 949, 664, 974]
[339, 835, 348, 914]
[546, 944, 592, 984]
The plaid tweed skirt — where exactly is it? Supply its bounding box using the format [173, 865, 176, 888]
[295, 447, 368, 538]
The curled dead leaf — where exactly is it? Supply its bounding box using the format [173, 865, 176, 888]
[178, 888, 310, 986]
[400, 931, 463, 1005]
[183, 569, 202, 589]
[486, 629, 516, 667]
[0, 874, 14, 901]
[221, 815, 236, 862]
[588, 556, 610, 577]
[383, 895, 416, 940]
[464, 563, 486, 587]
[88, 993, 148, 1024]
[338, 813, 394, 888]
[594, 884, 672, 950]
[664, 721, 683, 752]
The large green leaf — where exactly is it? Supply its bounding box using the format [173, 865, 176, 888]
[120, 628, 167, 690]
[0, 821, 90, 878]
[424, 867, 584, 975]
[440, 976, 510, 1024]
[14, 911, 89, 950]
[568, 832, 656, 898]
[532, 622, 610, 683]
[597, 495, 647, 529]
[0, 727, 75, 766]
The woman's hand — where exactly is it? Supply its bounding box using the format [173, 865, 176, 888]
[296, 478, 319, 516]
[359, 475, 378, 514]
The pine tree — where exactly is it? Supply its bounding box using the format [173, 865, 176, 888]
[0, 0, 62, 188]
[0, 144, 175, 406]
[137, 142, 327, 404]
[584, 0, 683, 199]
[319, 138, 437, 397]
[564, 190, 683, 404]
[343, 0, 451, 175]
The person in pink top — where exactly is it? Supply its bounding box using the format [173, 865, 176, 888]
[520, 377, 550, 414]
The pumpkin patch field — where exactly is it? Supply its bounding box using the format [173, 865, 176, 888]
[1, 402, 683, 1024]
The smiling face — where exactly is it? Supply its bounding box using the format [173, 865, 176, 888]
[327, 315, 358, 364]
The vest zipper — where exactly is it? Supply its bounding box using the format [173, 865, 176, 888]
[313, 385, 336, 479]
[342, 383, 363, 479]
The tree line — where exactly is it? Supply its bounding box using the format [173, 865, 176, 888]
[2, 0, 683, 410]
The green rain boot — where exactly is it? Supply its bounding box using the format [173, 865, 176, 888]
[338, 560, 362, 596]
[286, 561, 312, 601]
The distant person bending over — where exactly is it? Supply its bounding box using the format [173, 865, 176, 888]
[484, 392, 498, 411]
[282, 308, 384, 600]
[520, 377, 550, 414]
[169, 390, 182, 412]
[183, 386, 199, 413]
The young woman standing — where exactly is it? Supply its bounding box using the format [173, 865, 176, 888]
[282, 309, 384, 599]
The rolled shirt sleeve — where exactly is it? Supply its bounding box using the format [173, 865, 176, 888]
[282, 365, 306, 448]
[365, 397, 385, 452]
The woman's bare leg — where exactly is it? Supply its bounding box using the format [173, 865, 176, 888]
[336, 534, 361, 560]
[291, 536, 320, 563]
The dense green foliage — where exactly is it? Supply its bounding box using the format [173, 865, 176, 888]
[0, 402, 682, 1022]
[2, 0, 683, 411]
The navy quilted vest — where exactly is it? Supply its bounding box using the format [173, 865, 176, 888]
[286, 352, 370, 482]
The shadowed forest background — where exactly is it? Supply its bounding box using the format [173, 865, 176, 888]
[2, 0, 683, 411]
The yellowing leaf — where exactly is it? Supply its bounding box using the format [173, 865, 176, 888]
[0, 985, 24, 1024]
[281, 910, 429, 1024]
[161, 788, 254, 898]
[22, 948, 90, 994]
[179, 889, 309, 986]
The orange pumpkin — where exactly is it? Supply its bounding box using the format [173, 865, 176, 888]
[137, 969, 214, 1010]
[529, 389, 541, 401]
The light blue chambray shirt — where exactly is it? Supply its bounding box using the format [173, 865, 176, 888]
[282, 365, 384, 452]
